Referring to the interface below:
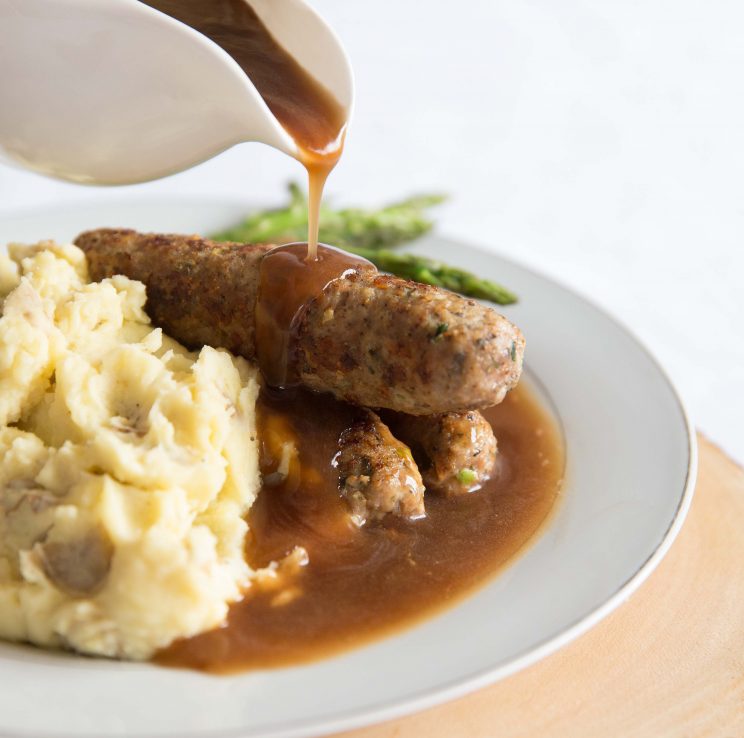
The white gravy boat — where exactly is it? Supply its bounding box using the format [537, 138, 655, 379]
[0, 0, 353, 184]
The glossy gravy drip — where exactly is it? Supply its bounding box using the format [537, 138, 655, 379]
[140, 0, 347, 257]
[155, 383, 564, 673]
[255, 243, 374, 387]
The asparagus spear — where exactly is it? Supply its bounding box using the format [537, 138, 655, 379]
[211, 183, 517, 305]
[350, 248, 518, 305]
[212, 182, 445, 250]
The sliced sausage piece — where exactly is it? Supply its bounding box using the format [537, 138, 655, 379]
[383, 410, 498, 496]
[74, 229, 525, 415]
[334, 410, 425, 525]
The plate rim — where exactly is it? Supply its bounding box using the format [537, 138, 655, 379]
[0, 202, 697, 738]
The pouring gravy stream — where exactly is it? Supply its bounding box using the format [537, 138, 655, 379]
[140, 0, 346, 260]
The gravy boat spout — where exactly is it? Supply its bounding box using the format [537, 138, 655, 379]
[0, 0, 353, 184]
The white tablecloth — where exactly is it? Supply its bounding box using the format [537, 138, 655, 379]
[0, 0, 741, 462]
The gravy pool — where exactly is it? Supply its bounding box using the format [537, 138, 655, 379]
[156, 382, 564, 673]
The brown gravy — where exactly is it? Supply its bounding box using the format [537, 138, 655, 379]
[140, 0, 347, 258]
[255, 243, 374, 386]
[155, 382, 564, 673]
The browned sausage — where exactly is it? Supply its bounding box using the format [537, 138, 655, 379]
[74, 229, 524, 415]
[333, 410, 425, 525]
[383, 410, 498, 496]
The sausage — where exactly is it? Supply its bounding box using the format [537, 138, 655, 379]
[383, 410, 498, 496]
[333, 409, 425, 525]
[74, 229, 524, 415]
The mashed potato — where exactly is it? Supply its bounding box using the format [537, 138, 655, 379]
[0, 241, 262, 659]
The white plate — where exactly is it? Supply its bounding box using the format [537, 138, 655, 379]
[0, 198, 696, 738]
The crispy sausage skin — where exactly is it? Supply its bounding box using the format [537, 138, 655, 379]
[383, 410, 498, 496]
[75, 229, 524, 415]
[77, 230, 266, 362]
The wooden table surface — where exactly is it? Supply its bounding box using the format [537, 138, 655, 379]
[337, 435, 744, 738]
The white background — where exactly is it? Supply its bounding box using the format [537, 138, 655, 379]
[0, 0, 741, 462]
